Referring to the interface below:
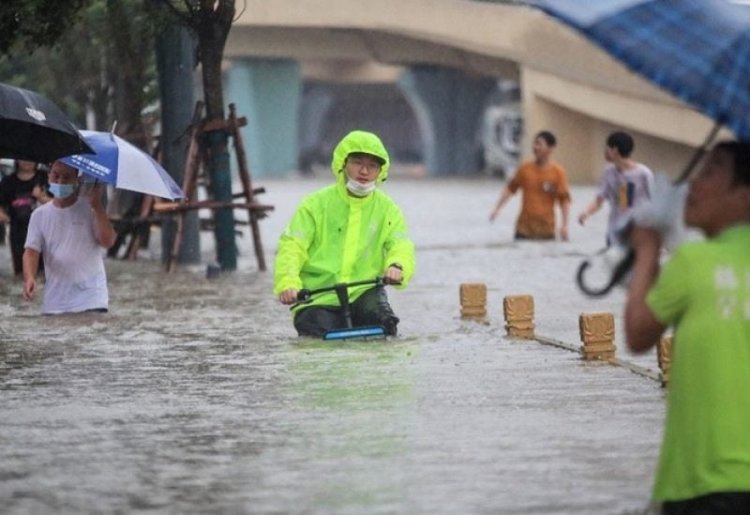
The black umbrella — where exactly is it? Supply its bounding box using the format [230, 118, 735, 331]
[0, 82, 93, 163]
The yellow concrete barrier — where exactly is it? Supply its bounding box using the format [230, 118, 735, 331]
[459, 283, 487, 322]
[579, 312, 616, 361]
[657, 335, 673, 387]
[503, 294, 535, 339]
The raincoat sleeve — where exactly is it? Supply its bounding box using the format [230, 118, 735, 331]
[273, 202, 316, 295]
[383, 203, 415, 289]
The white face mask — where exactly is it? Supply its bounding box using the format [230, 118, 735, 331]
[346, 178, 376, 197]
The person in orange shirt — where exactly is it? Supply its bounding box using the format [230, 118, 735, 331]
[489, 130, 571, 240]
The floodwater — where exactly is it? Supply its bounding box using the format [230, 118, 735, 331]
[1, 174, 665, 514]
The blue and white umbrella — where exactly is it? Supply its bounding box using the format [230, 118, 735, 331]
[60, 130, 184, 200]
[529, 0, 750, 139]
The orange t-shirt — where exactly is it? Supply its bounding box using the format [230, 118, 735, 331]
[507, 160, 571, 238]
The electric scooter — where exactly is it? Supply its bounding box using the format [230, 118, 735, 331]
[291, 277, 398, 340]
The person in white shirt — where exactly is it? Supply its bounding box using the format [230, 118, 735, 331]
[578, 131, 654, 246]
[22, 161, 116, 314]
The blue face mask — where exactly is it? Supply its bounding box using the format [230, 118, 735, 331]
[48, 182, 77, 199]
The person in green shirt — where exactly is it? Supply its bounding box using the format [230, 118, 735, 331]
[274, 130, 415, 338]
[625, 141, 750, 514]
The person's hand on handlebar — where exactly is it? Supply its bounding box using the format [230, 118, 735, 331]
[384, 264, 403, 285]
[279, 288, 299, 305]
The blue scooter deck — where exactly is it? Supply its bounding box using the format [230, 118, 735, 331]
[323, 325, 387, 341]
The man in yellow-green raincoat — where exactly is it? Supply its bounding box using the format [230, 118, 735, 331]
[274, 130, 415, 337]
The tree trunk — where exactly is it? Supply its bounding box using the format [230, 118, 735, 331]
[156, 23, 201, 264]
[195, 0, 236, 271]
[107, 0, 147, 139]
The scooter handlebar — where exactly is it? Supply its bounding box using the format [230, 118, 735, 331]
[290, 276, 399, 309]
[296, 288, 312, 303]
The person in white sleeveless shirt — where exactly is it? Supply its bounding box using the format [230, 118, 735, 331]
[22, 161, 116, 314]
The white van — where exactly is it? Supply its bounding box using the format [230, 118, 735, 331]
[481, 102, 522, 178]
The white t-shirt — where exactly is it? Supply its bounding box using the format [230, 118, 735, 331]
[25, 198, 109, 314]
[597, 162, 654, 245]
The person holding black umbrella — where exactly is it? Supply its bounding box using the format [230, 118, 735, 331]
[22, 160, 116, 314]
[625, 141, 750, 514]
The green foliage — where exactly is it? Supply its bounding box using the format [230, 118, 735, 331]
[0, 0, 89, 53]
[152, 0, 235, 120]
[0, 0, 158, 136]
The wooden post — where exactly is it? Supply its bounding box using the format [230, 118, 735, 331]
[657, 335, 673, 387]
[228, 103, 266, 271]
[124, 195, 155, 260]
[167, 105, 204, 273]
[162, 102, 273, 273]
[503, 295, 535, 339]
[579, 312, 616, 361]
[459, 283, 487, 322]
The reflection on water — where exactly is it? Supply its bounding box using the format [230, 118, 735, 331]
[1, 179, 664, 514]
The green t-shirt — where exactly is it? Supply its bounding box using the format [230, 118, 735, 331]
[646, 224, 750, 501]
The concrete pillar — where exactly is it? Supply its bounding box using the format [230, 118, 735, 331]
[226, 58, 301, 178]
[155, 24, 201, 265]
[298, 84, 335, 174]
[399, 66, 496, 176]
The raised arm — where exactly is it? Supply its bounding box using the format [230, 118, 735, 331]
[624, 226, 667, 353]
[87, 184, 116, 249]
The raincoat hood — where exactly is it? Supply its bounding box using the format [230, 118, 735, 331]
[331, 130, 390, 184]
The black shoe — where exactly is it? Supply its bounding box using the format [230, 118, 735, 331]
[382, 317, 399, 336]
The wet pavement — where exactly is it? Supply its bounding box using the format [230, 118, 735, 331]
[1, 175, 664, 514]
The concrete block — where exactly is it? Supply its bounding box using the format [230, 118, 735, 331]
[657, 335, 673, 387]
[579, 312, 616, 361]
[460, 283, 487, 321]
[503, 294, 535, 339]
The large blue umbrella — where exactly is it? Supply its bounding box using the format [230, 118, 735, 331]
[529, 0, 750, 295]
[529, 0, 750, 140]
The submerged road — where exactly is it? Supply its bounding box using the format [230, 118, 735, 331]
[1, 175, 664, 514]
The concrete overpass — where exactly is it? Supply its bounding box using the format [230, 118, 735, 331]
[224, 0, 726, 182]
